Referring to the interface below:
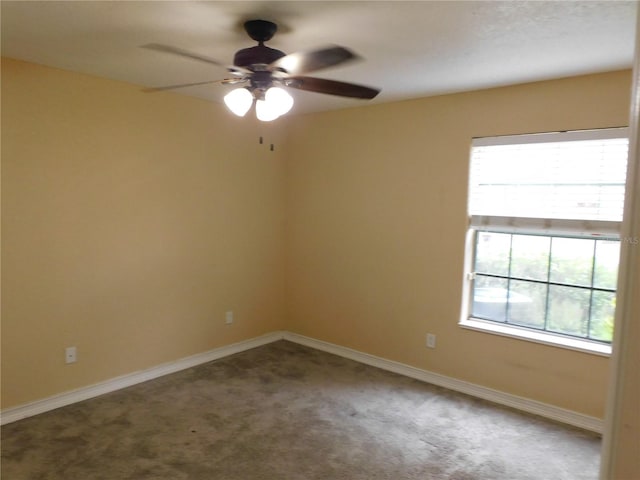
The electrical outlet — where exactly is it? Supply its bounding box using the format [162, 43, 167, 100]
[225, 311, 234, 325]
[65, 346, 77, 364]
[426, 334, 436, 349]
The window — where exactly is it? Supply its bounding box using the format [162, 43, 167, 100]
[461, 128, 629, 355]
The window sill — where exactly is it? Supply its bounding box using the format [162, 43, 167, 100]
[459, 317, 612, 357]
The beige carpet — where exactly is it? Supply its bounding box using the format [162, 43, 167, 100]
[1, 340, 601, 479]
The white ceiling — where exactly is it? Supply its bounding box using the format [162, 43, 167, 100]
[1, 1, 637, 114]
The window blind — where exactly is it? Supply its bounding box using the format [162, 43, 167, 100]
[469, 129, 629, 224]
[468, 215, 621, 237]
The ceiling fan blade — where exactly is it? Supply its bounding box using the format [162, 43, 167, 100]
[220, 78, 249, 85]
[286, 76, 380, 99]
[142, 43, 226, 67]
[270, 46, 359, 76]
[142, 79, 223, 92]
[141, 43, 251, 76]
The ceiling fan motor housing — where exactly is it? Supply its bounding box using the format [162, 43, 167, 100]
[249, 70, 274, 93]
[233, 45, 286, 69]
[234, 19, 286, 69]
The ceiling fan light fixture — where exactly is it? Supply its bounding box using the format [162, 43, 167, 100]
[144, 20, 380, 119]
[223, 87, 253, 117]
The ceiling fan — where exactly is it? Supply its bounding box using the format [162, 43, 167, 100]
[142, 19, 381, 121]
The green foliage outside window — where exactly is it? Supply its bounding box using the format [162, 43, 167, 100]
[472, 232, 619, 343]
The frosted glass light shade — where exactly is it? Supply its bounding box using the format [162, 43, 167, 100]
[265, 87, 293, 116]
[256, 87, 294, 122]
[256, 99, 280, 122]
[223, 88, 253, 117]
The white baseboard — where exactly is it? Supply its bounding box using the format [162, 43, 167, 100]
[0, 331, 285, 425]
[283, 332, 603, 433]
[2, 330, 603, 433]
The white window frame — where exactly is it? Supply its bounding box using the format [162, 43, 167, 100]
[460, 128, 629, 356]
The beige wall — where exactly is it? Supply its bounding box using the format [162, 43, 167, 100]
[1, 57, 633, 423]
[285, 70, 632, 418]
[1, 58, 287, 408]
